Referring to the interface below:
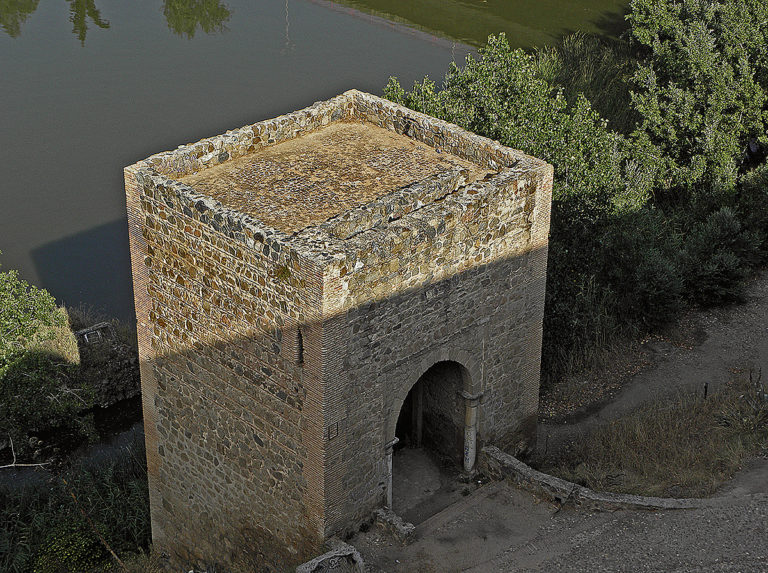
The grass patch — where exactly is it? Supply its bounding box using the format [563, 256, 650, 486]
[0, 431, 151, 573]
[540, 370, 768, 498]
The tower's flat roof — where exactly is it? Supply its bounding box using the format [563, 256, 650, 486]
[179, 121, 488, 234]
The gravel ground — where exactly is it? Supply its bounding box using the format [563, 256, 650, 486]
[354, 479, 768, 572]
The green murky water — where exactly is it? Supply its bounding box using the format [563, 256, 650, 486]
[334, 0, 628, 48]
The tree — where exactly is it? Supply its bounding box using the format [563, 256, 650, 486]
[629, 0, 768, 193]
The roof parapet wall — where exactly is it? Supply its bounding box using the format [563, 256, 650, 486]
[125, 90, 551, 269]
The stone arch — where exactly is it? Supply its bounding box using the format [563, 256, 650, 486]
[385, 347, 481, 443]
[383, 353, 484, 509]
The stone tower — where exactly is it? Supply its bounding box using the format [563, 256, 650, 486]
[125, 90, 552, 570]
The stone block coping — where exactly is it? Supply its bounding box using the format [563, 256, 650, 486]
[480, 446, 702, 511]
[126, 89, 549, 267]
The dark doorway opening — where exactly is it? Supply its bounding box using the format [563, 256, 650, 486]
[392, 361, 467, 523]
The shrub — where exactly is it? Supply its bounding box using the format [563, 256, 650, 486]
[33, 520, 108, 573]
[680, 206, 761, 305]
[0, 266, 77, 369]
[628, 0, 768, 193]
[0, 262, 92, 456]
[0, 432, 150, 573]
[737, 163, 768, 260]
[534, 32, 639, 134]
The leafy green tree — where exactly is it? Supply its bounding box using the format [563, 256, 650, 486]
[163, 0, 231, 39]
[629, 0, 768, 193]
[0, 0, 39, 37]
[385, 34, 653, 208]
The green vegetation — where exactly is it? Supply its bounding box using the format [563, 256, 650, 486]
[0, 433, 151, 573]
[0, 261, 95, 457]
[628, 0, 768, 193]
[542, 371, 768, 497]
[385, 0, 768, 384]
[1, 263, 147, 571]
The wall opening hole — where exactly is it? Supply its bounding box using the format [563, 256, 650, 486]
[297, 328, 304, 365]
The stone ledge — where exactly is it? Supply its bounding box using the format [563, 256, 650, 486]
[480, 446, 702, 511]
[295, 540, 365, 573]
[374, 508, 416, 545]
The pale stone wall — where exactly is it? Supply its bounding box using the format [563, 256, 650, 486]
[126, 90, 552, 570]
[317, 145, 551, 534]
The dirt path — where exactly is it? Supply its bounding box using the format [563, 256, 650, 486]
[353, 480, 768, 572]
[538, 268, 768, 464]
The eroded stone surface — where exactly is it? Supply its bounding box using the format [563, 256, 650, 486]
[180, 121, 488, 234]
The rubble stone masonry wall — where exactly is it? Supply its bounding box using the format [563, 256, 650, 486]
[125, 170, 328, 568]
[126, 90, 552, 570]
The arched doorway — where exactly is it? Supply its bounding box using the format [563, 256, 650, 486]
[390, 361, 474, 521]
[395, 361, 466, 464]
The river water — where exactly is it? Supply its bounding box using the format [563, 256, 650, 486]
[0, 0, 627, 322]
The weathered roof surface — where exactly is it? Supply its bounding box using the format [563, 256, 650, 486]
[179, 120, 487, 234]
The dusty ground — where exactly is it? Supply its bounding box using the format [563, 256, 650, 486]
[354, 480, 768, 572]
[352, 270, 768, 572]
[538, 268, 768, 458]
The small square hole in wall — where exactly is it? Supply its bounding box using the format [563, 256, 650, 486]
[326, 422, 338, 441]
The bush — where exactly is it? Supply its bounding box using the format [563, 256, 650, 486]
[0, 262, 92, 457]
[680, 206, 762, 305]
[628, 0, 768, 193]
[737, 163, 768, 259]
[534, 32, 639, 135]
[33, 521, 108, 573]
[0, 267, 77, 369]
[0, 433, 150, 573]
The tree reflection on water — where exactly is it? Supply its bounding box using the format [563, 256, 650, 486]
[68, 0, 109, 45]
[0, 0, 231, 42]
[163, 0, 231, 39]
[0, 0, 39, 38]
